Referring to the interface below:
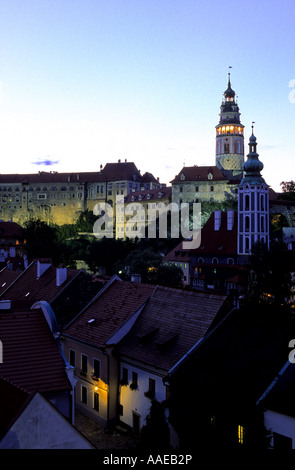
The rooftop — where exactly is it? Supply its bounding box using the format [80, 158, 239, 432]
[116, 286, 229, 373]
[171, 166, 227, 184]
[190, 211, 238, 256]
[0, 260, 80, 310]
[63, 278, 156, 347]
[0, 308, 71, 393]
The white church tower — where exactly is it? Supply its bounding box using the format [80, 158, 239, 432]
[237, 125, 269, 255]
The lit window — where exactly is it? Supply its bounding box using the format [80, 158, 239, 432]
[238, 425, 245, 445]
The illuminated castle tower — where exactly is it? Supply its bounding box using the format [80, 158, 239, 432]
[215, 73, 244, 178]
[237, 125, 269, 255]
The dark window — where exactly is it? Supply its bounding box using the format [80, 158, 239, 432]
[81, 386, 87, 404]
[69, 350, 76, 367]
[93, 359, 100, 378]
[130, 371, 138, 389]
[81, 354, 88, 374]
[122, 367, 128, 385]
[94, 392, 99, 411]
[148, 378, 155, 398]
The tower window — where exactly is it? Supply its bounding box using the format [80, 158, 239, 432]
[245, 195, 250, 210]
[245, 216, 250, 232]
[224, 143, 230, 153]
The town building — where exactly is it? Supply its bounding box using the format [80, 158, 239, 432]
[115, 186, 172, 239]
[61, 276, 155, 428]
[115, 286, 231, 445]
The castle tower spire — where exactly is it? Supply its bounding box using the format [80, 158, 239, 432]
[215, 72, 244, 179]
[237, 127, 269, 255]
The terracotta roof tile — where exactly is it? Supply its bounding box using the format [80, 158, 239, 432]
[171, 166, 227, 183]
[0, 261, 80, 309]
[190, 211, 237, 255]
[63, 279, 155, 347]
[0, 309, 71, 393]
[116, 286, 228, 372]
[0, 268, 21, 295]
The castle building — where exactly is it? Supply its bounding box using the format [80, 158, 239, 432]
[0, 161, 161, 227]
[237, 126, 269, 255]
[171, 73, 243, 206]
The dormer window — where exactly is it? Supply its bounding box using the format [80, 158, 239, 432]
[208, 173, 213, 180]
[180, 174, 185, 181]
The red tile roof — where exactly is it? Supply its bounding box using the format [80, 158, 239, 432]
[0, 171, 105, 184]
[0, 163, 161, 189]
[0, 222, 23, 239]
[190, 211, 237, 255]
[163, 241, 191, 263]
[102, 162, 142, 182]
[171, 166, 227, 183]
[0, 309, 71, 393]
[0, 261, 80, 309]
[63, 279, 155, 347]
[116, 286, 229, 372]
[0, 268, 21, 295]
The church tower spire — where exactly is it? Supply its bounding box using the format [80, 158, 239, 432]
[237, 125, 269, 255]
[215, 71, 244, 178]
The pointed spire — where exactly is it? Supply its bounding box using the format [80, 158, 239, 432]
[224, 67, 235, 100]
[239, 124, 265, 186]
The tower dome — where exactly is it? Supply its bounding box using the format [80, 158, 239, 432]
[240, 125, 265, 186]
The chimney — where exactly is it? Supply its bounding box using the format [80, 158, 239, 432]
[227, 210, 235, 231]
[214, 210, 221, 231]
[37, 260, 51, 279]
[56, 266, 67, 287]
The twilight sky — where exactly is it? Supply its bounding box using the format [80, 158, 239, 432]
[0, 0, 294, 191]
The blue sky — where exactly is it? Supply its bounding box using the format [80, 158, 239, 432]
[0, 0, 294, 191]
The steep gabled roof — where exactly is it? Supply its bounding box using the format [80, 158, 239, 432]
[63, 279, 155, 347]
[0, 222, 23, 239]
[0, 260, 80, 309]
[171, 166, 227, 183]
[0, 267, 21, 295]
[163, 241, 191, 263]
[0, 309, 71, 393]
[116, 286, 229, 373]
[101, 162, 142, 182]
[190, 211, 238, 256]
[50, 272, 109, 330]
